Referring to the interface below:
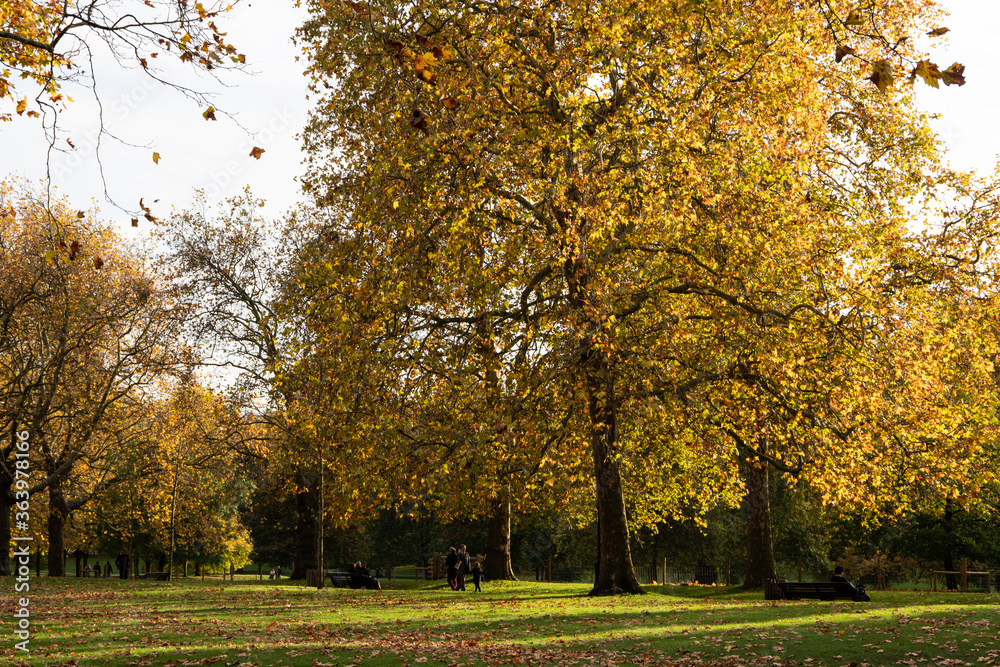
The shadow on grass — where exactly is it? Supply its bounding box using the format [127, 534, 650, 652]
[7, 578, 999, 667]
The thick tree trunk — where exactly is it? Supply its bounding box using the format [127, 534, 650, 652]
[291, 470, 317, 580]
[485, 492, 516, 580]
[47, 484, 68, 577]
[587, 354, 643, 596]
[743, 459, 776, 589]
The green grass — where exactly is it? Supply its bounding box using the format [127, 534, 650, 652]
[4, 577, 999, 666]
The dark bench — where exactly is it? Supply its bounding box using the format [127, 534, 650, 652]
[327, 571, 381, 590]
[777, 580, 870, 601]
[142, 572, 169, 581]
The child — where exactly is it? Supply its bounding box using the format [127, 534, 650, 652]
[471, 561, 484, 592]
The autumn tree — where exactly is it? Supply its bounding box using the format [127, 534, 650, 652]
[0, 179, 182, 575]
[92, 382, 255, 578]
[153, 193, 325, 572]
[295, 0, 999, 594]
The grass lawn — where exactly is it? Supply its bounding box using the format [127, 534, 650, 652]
[4, 576, 999, 666]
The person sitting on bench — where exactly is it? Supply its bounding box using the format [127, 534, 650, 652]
[831, 566, 848, 583]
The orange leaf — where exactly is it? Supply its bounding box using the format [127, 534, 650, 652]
[249, 146, 265, 159]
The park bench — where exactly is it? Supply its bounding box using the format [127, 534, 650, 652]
[327, 571, 381, 590]
[777, 580, 870, 602]
[142, 572, 169, 581]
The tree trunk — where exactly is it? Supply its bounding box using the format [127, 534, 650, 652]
[47, 484, 68, 577]
[0, 488, 12, 576]
[485, 492, 517, 580]
[586, 352, 643, 596]
[743, 458, 776, 589]
[291, 469, 317, 580]
[943, 498, 958, 590]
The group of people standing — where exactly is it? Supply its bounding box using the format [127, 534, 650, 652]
[83, 561, 114, 577]
[445, 544, 483, 592]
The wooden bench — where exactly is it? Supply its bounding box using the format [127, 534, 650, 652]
[142, 572, 169, 581]
[777, 580, 870, 601]
[327, 571, 380, 590]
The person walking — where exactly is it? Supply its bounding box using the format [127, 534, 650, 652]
[456, 545, 470, 592]
[115, 550, 130, 580]
[471, 561, 484, 592]
[445, 547, 459, 590]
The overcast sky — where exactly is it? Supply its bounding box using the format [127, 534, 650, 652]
[1, 0, 997, 236]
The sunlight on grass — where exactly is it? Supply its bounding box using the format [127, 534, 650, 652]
[4, 578, 997, 667]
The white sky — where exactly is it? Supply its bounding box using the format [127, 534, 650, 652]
[1, 0, 997, 234]
[1, 0, 311, 233]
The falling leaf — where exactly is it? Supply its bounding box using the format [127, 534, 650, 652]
[15, 98, 26, 115]
[868, 60, 893, 93]
[433, 45, 456, 59]
[131, 218, 139, 227]
[835, 44, 856, 63]
[409, 108, 430, 135]
[152, 151, 161, 164]
[77, 211, 86, 218]
[414, 53, 438, 84]
[927, 27, 950, 37]
[845, 11, 863, 26]
[386, 40, 407, 63]
[441, 96, 460, 110]
[67, 138, 75, 149]
[912, 60, 942, 88]
[249, 146, 265, 159]
[93, 257, 104, 269]
[203, 106, 217, 121]
[941, 62, 966, 86]
[70, 240, 81, 257]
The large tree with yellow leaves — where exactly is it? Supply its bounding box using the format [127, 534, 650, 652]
[295, 0, 999, 594]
